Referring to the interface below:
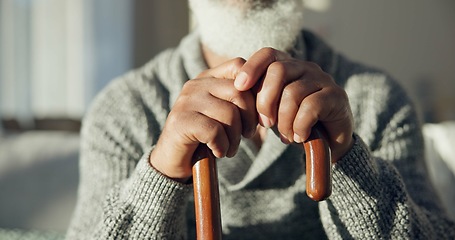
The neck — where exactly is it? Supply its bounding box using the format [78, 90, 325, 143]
[202, 44, 232, 69]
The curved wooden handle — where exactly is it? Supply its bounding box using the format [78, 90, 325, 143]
[192, 125, 332, 239]
[192, 145, 222, 240]
[304, 125, 332, 201]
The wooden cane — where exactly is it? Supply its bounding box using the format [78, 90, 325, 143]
[304, 125, 332, 201]
[192, 145, 222, 240]
[192, 125, 332, 240]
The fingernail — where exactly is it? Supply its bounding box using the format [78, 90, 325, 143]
[234, 72, 247, 89]
[294, 133, 303, 143]
[280, 133, 291, 144]
[259, 113, 272, 128]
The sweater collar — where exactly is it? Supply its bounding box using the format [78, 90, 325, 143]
[180, 30, 208, 80]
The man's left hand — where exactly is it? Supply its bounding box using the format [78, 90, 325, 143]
[234, 48, 354, 162]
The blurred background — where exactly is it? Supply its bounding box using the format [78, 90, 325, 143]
[0, 0, 454, 238]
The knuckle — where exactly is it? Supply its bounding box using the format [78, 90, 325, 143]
[339, 87, 349, 100]
[282, 82, 303, 103]
[321, 72, 336, 84]
[306, 61, 322, 70]
[166, 111, 180, 126]
[328, 84, 348, 100]
[281, 85, 296, 100]
[231, 57, 246, 69]
[260, 47, 278, 60]
[261, 47, 276, 53]
[226, 86, 241, 99]
[181, 79, 197, 92]
[226, 88, 247, 107]
[202, 121, 223, 142]
[300, 99, 319, 117]
[268, 61, 287, 79]
[225, 103, 239, 118]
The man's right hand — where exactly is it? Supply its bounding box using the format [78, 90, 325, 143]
[149, 58, 257, 182]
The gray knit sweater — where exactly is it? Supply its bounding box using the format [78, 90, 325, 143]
[66, 30, 455, 239]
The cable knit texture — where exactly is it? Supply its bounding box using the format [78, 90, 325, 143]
[66, 30, 455, 239]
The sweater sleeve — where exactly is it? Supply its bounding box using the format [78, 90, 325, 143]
[66, 67, 193, 239]
[319, 73, 455, 239]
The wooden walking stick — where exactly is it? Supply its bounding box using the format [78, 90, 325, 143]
[192, 145, 222, 240]
[192, 125, 332, 240]
[304, 124, 332, 201]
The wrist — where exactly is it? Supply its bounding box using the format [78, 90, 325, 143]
[333, 134, 355, 163]
[149, 144, 193, 183]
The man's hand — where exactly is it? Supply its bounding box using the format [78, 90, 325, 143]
[234, 48, 354, 162]
[150, 48, 354, 182]
[149, 58, 257, 182]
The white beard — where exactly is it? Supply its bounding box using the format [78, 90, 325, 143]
[189, 0, 305, 59]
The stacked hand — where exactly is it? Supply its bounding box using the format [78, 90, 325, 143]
[150, 48, 354, 182]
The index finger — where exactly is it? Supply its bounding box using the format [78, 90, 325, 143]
[234, 48, 290, 91]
